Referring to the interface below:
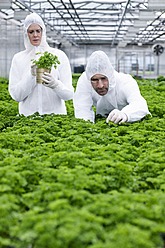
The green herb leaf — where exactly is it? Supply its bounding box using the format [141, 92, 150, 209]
[31, 51, 60, 70]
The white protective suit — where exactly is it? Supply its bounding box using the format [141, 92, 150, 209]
[74, 51, 150, 123]
[9, 13, 74, 116]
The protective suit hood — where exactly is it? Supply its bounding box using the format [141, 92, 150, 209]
[86, 50, 116, 90]
[23, 12, 49, 52]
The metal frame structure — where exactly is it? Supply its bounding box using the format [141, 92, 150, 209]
[0, 0, 165, 47]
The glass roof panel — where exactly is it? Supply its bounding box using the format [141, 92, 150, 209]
[0, 0, 164, 46]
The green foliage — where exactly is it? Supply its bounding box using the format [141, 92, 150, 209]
[31, 51, 60, 70]
[157, 75, 165, 82]
[0, 76, 165, 248]
[72, 73, 81, 88]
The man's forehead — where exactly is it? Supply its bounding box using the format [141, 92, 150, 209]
[91, 74, 106, 78]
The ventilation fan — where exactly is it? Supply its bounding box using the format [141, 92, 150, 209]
[152, 44, 164, 56]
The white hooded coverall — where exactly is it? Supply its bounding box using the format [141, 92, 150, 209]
[74, 51, 150, 123]
[9, 13, 74, 116]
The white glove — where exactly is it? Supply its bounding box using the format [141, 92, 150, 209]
[106, 109, 128, 124]
[42, 72, 60, 89]
[31, 64, 36, 76]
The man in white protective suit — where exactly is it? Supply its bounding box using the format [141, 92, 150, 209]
[9, 13, 74, 116]
[73, 50, 150, 124]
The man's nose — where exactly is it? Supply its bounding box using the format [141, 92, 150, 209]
[97, 79, 104, 87]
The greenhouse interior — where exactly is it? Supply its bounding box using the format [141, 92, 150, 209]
[0, 0, 165, 77]
[0, 1, 165, 248]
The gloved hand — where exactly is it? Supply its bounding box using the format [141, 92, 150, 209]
[31, 64, 36, 76]
[42, 72, 60, 89]
[106, 109, 128, 124]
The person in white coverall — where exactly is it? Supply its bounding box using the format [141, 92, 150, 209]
[74, 50, 150, 124]
[9, 13, 74, 116]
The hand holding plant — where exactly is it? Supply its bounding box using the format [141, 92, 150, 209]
[42, 72, 60, 89]
[31, 51, 60, 83]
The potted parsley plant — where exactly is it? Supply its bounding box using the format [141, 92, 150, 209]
[32, 51, 60, 83]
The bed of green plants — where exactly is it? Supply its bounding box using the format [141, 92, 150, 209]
[0, 75, 165, 248]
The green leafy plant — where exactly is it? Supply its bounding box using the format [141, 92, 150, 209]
[1, 77, 165, 248]
[32, 51, 60, 70]
[157, 75, 165, 82]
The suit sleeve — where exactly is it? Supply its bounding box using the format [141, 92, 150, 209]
[73, 72, 95, 123]
[51, 49, 74, 101]
[120, 75, 151, 122]
[8, 53, 36, 102]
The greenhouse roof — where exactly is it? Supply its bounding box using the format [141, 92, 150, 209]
[0, 0, 165, 47]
